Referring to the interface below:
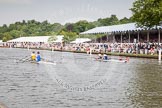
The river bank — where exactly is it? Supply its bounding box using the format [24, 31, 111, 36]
[4, 47, 161, 59]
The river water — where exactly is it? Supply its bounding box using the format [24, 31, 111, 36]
[0, 48, 162, 108]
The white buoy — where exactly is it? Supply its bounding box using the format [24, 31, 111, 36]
[159, 49, 161, 61]
[90, 47, 92, 55]
[27, 45, 30, 50]
[9, 44, 12, 48]
[52, 47, 54, 52]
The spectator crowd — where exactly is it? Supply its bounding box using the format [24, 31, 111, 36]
[1, 41, 162, 55]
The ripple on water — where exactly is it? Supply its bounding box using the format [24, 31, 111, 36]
[0, 48, 162, 108]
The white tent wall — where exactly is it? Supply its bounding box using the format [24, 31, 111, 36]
[70, 38, 91, 44]
[7, 36, 50, 43]
[7, 35, 64, 48]
[7, 35, 64, 43]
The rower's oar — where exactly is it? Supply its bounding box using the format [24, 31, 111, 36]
[21, 58, 32, 63]
[16, 56, 29, 61]
[16, 56, 31, 63]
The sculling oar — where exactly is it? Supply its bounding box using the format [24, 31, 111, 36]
[16, 56, 29, 61]
[16, 56, 31, 63]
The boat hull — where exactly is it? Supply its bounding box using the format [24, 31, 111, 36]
[95, 59, 127, 63]
[31, 61, 56, 65]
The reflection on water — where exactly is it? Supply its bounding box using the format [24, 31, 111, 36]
[0, 48, 162, 108]
[126, 63, 162, 108]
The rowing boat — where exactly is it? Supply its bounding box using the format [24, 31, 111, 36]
[95, 59, 128, 63]
[39, 61, 56, 65]
[102, 59, 127, 63]
[31, 61, 56, 65]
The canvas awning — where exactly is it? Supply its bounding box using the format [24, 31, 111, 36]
[70, 38, 91, 44]
[80, 23, 162, 34]
[7, 35, 64, 43]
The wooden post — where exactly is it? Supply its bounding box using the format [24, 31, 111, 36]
[120, 32, 122, 48]
[128, 31, 130, 43]
[113, 32, 115, 43]
[107, 34, 109, 42]
[138, 31, 140, 43]
[147, 31, 150, 42]
[158, 29, 161, 44]
[121, 32, 122, 43]
[100, 36, 102, 43]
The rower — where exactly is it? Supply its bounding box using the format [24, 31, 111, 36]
[31, 51, 36, 61]
[97, 53, 102, 59]
[36, 51, 41, 62]
[103, 54, 108, 60]
[125, 57, 129, 61]
[118, 56, 123, 61]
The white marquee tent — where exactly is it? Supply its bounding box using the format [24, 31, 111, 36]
[7, 35, 64, 43]
[80, 23, 162, 43]
[80, 23, 162, 34]
[70, 38, 91, 44]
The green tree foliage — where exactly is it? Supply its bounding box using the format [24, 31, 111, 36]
[59, 31, 77, 43]
[48, 35, 58, 43]
[72, 20, 95, 33]
[120, 17, 133, 24]
[130, 0, 162, 28]
[9, 30, 22, 38]
[2, 32, 12, 42]
[97, 15, 120, 26]
[0, 20, 64, 41]
[0, 14, 132, 42]
[60, 20, 95, 34]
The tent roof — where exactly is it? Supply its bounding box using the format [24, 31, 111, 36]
[8, 36, 50, 43]
[70, 38, 91, 44]
[7, 35, 63, 43]
[80, 23, 162, 34]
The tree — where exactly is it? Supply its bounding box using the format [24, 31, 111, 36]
[2, 32, 12, 42]
[130, 0, 162, 28]
[97, 15, 120, 26]
[59, 31, 77, 43]
[120, 17, 133, 24]
[48, 35, 58, 43]
[72, 20, 95, 33]
[109, 15, 119, 25]
[0, 14, 134, 41]
[0, 24, 8, 33]
[50, 23, 63, 33]
[9, 30, 22, 38]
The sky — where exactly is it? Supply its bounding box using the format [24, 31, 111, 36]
[0, 0, 135, 26]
